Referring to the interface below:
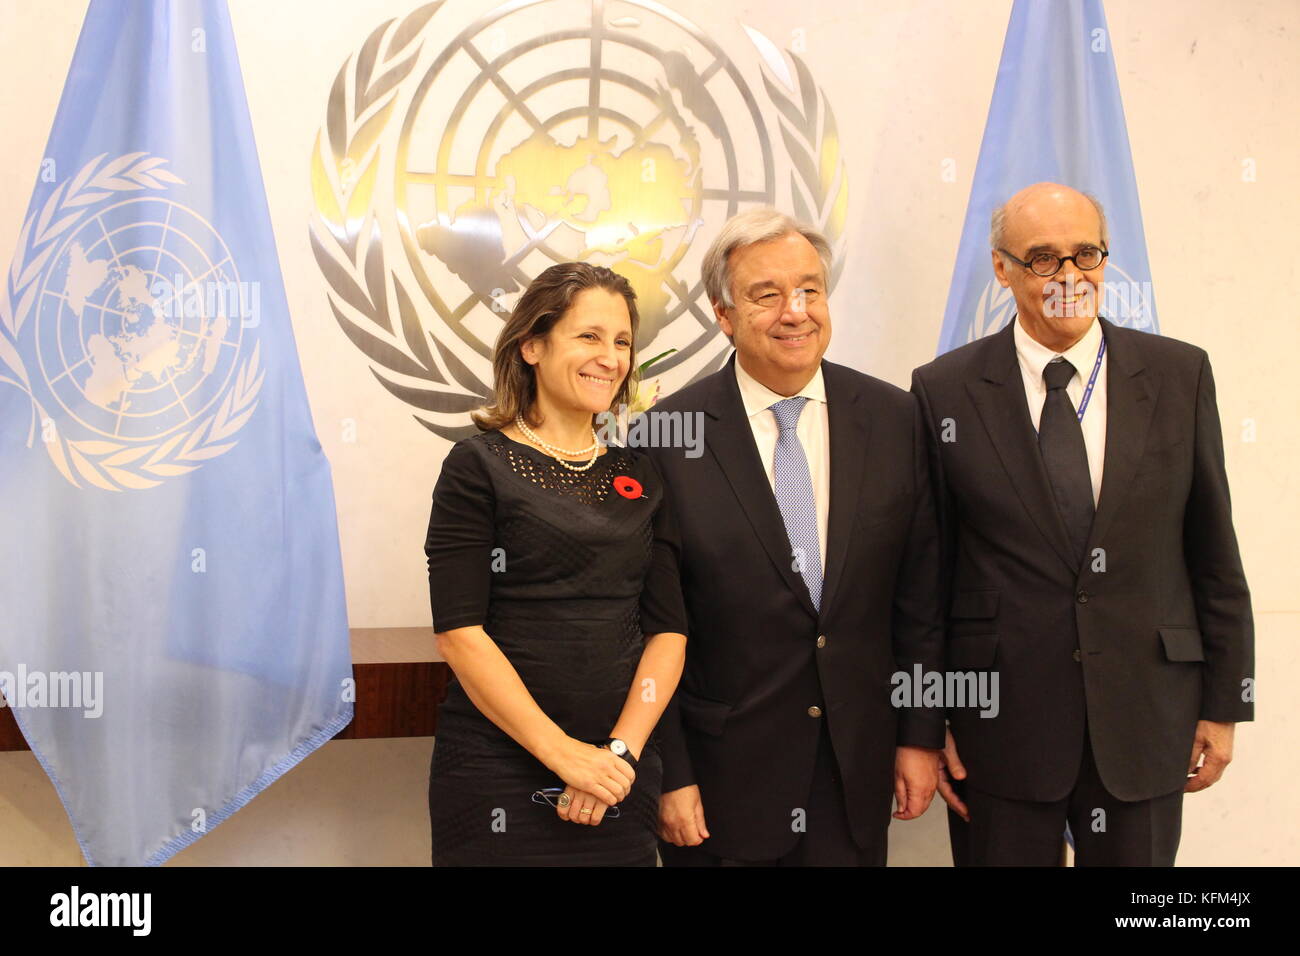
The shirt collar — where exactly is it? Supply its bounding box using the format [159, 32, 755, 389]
[733, 354, 827, 419]
[1013, 315, 1104, 386]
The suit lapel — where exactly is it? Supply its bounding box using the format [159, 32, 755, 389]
[703, 353, 819, 618]
[1086, 319, 1157, 553]
[966, 322, 1079, 575]
[819, 362, 870, 620]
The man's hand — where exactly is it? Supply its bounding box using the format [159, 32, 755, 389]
[658, 784, 709, 846]
[892, 745, 941, 820]
[1185, 720, 1235, 793]
[936, 726, 970, 821]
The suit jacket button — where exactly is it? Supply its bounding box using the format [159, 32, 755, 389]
[1076, 589, 1089, 604]
[1072, 648, 1082, 662]
[807, 705, 823, 718]
[816, 635, 826, 648]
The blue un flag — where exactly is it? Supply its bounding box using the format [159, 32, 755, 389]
[0, 0, 354, 865]
[936, 0, 1160, 354]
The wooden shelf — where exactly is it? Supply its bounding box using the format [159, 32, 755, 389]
[0, 628, 449, 752]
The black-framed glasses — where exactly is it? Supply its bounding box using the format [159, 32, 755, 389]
[998, 246, 1108, 277]
[531, 787, 622, 818]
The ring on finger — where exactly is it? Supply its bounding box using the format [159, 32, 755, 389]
[558, 792, 572, 808]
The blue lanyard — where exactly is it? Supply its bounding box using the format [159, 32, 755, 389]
[1075, 337, 1106, 422]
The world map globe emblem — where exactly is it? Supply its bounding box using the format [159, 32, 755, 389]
[33, 197, 247, 441]
[312, 0, 846, 440]
[970, 279, 1018, 343]
[393, 0, 776, 379]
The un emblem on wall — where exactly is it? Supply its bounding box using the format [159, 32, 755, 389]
[311, 0, 849, 440]
[1, 153, 263, 491]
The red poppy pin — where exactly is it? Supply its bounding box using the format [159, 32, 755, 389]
[613, 475, 643, 499]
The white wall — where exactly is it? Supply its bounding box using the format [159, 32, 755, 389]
[0, 0, 1295, 866]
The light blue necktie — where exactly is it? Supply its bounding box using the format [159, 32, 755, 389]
[770, 396, 822, 611]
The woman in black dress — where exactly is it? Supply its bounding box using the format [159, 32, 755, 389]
[424, 262, 688, 866]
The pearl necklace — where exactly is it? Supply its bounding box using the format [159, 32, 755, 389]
[514, 415, 601, 472]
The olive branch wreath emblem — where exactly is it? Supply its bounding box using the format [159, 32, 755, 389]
[748, 34, 851, 288]
[0, 152, 264, 492]
[309, 4, 848, 443]
[309, 2, 484, 442]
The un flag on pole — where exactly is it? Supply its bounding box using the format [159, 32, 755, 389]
[936, 0, 1160, 354]
[0, 0, 354, 865]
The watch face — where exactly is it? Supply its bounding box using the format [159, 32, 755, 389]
[610, 739, 627, 756]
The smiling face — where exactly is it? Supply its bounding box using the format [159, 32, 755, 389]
[520, 287, 632, 418]
[716, 231, 830, 396]
[993, 185, 1107, 352]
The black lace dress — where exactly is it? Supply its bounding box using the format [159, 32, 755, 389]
[424, 429, 686, 866]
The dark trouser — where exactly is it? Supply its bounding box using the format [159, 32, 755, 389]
[948, 725, 1184, 867]
[659, 724, 886, 867]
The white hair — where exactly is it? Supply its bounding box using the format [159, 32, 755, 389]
[702, 207, 833, 309]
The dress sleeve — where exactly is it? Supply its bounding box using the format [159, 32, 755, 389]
[425, 439, 496, 633]
[638, 453, 689, 638]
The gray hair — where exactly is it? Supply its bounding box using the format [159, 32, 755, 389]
[702, 207, 833, 309]
[989, 191, 1110, 252]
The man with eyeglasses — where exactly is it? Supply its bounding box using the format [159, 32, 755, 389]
[911, 182, 1253, 865]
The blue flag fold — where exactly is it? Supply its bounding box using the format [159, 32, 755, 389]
[0, 0, 353, 866]
[937, 0, 1159, 354]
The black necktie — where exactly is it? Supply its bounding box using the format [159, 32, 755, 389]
[1038, 357, 1093, 565]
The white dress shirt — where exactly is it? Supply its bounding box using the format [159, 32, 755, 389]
[733, 356, 830, 569]
[1013, 317, 1108, 506]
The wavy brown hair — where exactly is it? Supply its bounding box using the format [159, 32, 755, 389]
[473, 262, 640, 431]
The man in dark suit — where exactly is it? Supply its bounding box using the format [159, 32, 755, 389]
[911, 182, 1254, 866]
[649, 208, 945, 866]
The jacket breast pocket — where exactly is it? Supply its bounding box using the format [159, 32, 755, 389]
[1159, 626, 1205, 663]
[677, 692, 732, 737]
[855, 480, 910, 534]
[1134, 439, 1188, 485]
